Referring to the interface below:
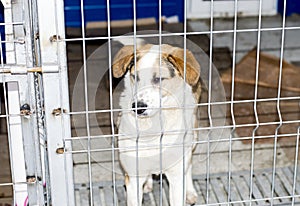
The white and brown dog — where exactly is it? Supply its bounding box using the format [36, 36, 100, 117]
[112, 40, 201, 206]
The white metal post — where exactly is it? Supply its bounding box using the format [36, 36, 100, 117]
[36, 0, 75, 205]
[7, 82, 27, 206]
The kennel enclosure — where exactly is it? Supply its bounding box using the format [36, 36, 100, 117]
[0, 0, 300, 205]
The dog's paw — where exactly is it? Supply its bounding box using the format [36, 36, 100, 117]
[186, 190, 198, 205]
[143, 178, 153, 193]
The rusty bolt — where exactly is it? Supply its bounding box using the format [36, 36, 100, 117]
[35, 32, 39, 40]
[49, 35, 61, 42]
[26, 176, 42, 183]
[26, 176, 36, 183]
[56, 147, 64, 154]
[20, 103, 32, 116]
[52, 108, 66, 116]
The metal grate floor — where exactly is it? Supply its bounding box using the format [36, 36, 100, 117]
[75, 167, 300, 206]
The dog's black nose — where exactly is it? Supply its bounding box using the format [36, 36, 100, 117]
[132, 101, 147, 115]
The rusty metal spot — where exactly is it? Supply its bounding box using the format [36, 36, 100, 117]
[56, 147, 64, 154]
[26, 176, 36, 183]
[26, 176, 42, 183]
[35, 32, 39, 40]
[52, 108, 66, 116]
[20, 103, 32, 116]
[49, 35, 61, 42]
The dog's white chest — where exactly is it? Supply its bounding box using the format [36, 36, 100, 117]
[117, 88, 196, 175]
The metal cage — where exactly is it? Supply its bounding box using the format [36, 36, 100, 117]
[0, 0, 300, 205]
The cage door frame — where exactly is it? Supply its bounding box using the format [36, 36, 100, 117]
[36, 0, 75, 205]
[6, 80, 27, 206]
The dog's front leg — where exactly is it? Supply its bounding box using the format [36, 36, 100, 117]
[186, 164, 198, 204]
[165, 161, 187, 206]
[125, 175, 146, 206]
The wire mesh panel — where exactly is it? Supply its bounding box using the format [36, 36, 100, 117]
[62, 0, 300, 205]
[2, 0, 300, 205]
[0, 0, 52, 205]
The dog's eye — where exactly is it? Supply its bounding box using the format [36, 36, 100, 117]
[152, 77, 166, 84]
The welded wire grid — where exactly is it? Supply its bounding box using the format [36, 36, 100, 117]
[63, 0, 300, 205]
[0, 1, 52, 205]
[0, 3, 27, 206]
[0, 0, 300, 205]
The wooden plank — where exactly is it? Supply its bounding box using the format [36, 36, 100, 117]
[66, 23, 193, 38]
[103, 186, 114, 205]
[155, 179, 168, 206]
[79, 188, 90, 206]
[221, 49, 300, 95]
[208, 180, 219, 204]
[264, 171, 290, 203]
[151, 180, 161, 206]
[284, 167, 300, 195]
[221, 49, 300, 142]
[162, 183, 169, 206]
[143, 192, 153, 206]
[144, 191, 157, 206]
[162, 178, 170, 206]
[99, 188, 107, 206]
[0, 197, 13, 206]
[255, 173, 281, 204]
[243, 174, 263, 206]
[279, 167, 300, 203]
[116, 185, 126, 206]
[210, 178, 228, 205]
[196, 179, 219, 205]
[150, 179, 169, 206]
[195, 180, 208, 204]
[292, 61, 300, 67]
[254, 173, 271, 199]
[92, 186, 102, 206]
[231, 175, 251, 204]
[86, 18, 157, 29]
[220, 176, 244, 206]
[277, 168, 295, 195]
[72, 167, 300, 205]
[193, 179, 206, 204]
[75, 190, 81, 206]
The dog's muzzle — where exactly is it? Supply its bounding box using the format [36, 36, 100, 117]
[132, 101, 148, 115]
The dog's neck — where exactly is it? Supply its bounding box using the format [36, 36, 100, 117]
[118, 84, 196, 137]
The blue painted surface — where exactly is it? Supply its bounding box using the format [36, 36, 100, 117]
[278, 0, 300, 16]
[0, 3, 5, 63]
[64, 0, 183, 27]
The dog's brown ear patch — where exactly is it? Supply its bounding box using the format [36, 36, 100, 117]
[112, 45, 134, 78]
[167, 47, 200, 86]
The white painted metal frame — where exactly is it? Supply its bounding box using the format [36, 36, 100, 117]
[0, 0, 44, 205]
[5, 80, 28, 206]
[36, 0, 75, 205]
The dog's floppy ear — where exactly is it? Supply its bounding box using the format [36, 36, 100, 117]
[112, 45, 134, 78]
[167, 47, 200, 86]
